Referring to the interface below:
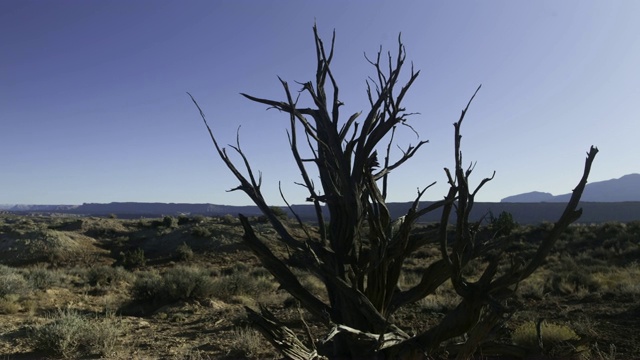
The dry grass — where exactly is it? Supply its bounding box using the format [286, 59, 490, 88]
[230, 326, 266, 358]
[0, 215, 638, 358]
[28, 307, 127, 358]
[0, 294, 21, 314]
[590, 262, 640, 295]
[513, 320, 579, 347]
[512, 320, 588, 358]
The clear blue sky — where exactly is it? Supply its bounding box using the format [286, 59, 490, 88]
[2, 1, 639, 206]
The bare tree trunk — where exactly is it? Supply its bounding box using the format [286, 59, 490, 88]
[190, 24, 598, 359]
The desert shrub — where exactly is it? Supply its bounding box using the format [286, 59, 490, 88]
[86, 265, 132, 287]
[489, 211, 518, 237]
[291, 268, 327, 299]
[512, 320, 581, 353]
[595, 222, 627, 240]
[517, 274, 547, 300]
[567, 271, 601, 292]
[220, 214, 237, 225]
[177, 215, 190, 225]
[0, 264, 17, 276]
[269, 206, 288, 220]
[163, 215, 178, 228]
[25, 266, 61, 290]
[574, 252, 609, 268]
[417, 281, 459, 313]
[161, 265, 216, 301]
[28, 308, 124, 358]
[192, 215, 206, 223]
[545, 274, 583, 296]
[85, 313, 125, 357]
[210, 270, 275, 302]
[590, 262, 640, 296]
[131, 270, 164, 303]
[0, 265, 29, 298]
[131, 266, 216, 304]
[29, 308, 88, 358]
[191, 226, 212, 238]
[0, 294, 21, 314]
[230, 326, 264, 358]
[175, 242, 194, 261]
[118, 247, 146, 269]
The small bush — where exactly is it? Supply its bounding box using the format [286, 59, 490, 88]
[192, 215, 206, 223]
[131, 266, 216, 305]
[28, 308, 124, 358]
[231, 327, 265, 358]
[230, 326, 264, 357]
[177, 215, 190, 225]
[591, 263, 640, 296]
[175, 242, 194, 261]
[210, 271, 275, 302]
[29, 308, 88, 358]
[163, 216, 178, 228]
[118, 248, 146, 269]
[26, 267, 61, 290]
[220, 214, 236, 225]
[87, 314, 125, 357]
[270, 206, 288, 220]
[417, 285, 459, 313]
[0, 294, 21, 314]
[490, 211, 518, 237]
[517, 275, 546, 300]
[86, 265, 132, 287]
[0, 266, 29, 298]
[131, 271, 164, 304]
[191, 226, 212, 238]
[162, 266, 216, 301]
[512, 320, 580, 350]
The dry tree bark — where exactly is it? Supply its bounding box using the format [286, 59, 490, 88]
[190, 24, 598, 359]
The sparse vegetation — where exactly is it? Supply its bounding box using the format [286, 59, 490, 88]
[85, 265, 132, 287]
[130, 270, 164, 304]
[118, 247, 146, 269]
[175, 241, 194, 261]
[230, 326, 265, 358]
[130, 265, 217, 305]
[28, 307, 125, 359]
[0, 214, 638, 358]
[163, 215, 178, 229]
[26, 266, 62, 290]
[220, 213, 237, 225]
[490, 210, 518, 237]
[191, 225, 212, 238]
[209, 268, 277, 303]
[0, 265, 30, 298]
[0, 293, 21, 314]
[512, 320, 585, 358]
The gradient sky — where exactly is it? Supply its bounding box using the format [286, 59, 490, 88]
[2, 1, 639, 206]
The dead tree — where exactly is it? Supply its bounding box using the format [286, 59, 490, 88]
[190, 25, 598, 359]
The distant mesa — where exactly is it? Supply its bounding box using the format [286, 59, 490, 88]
[501, 173, 640, 203]
[500, 191, 555, 203]
[5, 202, 265, 219]
[4, 174, 640, 224]
[8, 204, 79, 212]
